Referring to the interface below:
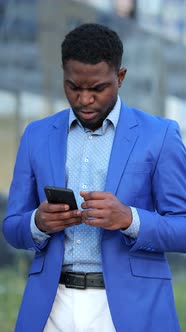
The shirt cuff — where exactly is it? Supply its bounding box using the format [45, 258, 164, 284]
[30, 209, 51, 243]
[120, 207, 140, 239]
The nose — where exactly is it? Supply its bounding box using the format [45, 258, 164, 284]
[78, 90, 94, 106]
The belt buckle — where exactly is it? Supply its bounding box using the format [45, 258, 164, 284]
[65, 273, 86, 290]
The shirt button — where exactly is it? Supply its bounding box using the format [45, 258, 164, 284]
[82, 184, 87, 189]
[76, 240, 81, 244]
[88, 135, 93, 139]
[85, 158, 89, 162]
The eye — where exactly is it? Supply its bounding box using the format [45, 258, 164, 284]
[69, 85, 79, 91]
[92, 84, 109, 92]
[93, 86, 105, 92]
[65, 81, 79, 91]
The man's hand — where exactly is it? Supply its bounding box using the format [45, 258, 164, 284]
[80, 191, 132, 230]
[35, 200, 82, 233]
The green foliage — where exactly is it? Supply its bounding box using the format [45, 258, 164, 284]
[0, 267, 26, 332]
[173, 277, 186, 330]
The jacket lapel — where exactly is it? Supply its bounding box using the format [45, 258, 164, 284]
[48, 109, 69, 187]
[105, 101, 139, 194]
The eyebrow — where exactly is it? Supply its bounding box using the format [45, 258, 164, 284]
[65, 80, 110, 90]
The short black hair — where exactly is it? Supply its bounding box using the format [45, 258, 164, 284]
[61, 23, 123, 71]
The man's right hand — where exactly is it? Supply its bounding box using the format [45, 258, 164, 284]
[35, 200, 82, 233]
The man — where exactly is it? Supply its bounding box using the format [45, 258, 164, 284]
[3, 23, 186, 332]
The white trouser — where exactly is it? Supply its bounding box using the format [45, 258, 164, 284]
[44, 284, 116, 332]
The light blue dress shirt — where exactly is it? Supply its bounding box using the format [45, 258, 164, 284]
[31, 97, 140, 272]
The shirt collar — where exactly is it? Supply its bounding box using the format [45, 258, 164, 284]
[69, 96, 121, 132]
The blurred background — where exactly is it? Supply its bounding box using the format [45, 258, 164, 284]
[0, 0, 186, 331]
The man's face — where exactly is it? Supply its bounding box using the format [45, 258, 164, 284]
[63, 60, 126, 131]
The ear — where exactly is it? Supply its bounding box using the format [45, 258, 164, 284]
[118, 67, 127, 88]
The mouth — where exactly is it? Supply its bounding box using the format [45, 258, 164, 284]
[78, 109, 97, 120]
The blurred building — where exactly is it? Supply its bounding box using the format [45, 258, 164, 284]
[73, 0, 136, 17]
[0, 0, 185, 150]
[1, 0, 186, 110]
[137, 0, 186, 45]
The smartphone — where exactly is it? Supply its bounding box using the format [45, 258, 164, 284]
[44, 186, 78, 210]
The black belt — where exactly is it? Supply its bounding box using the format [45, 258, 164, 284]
[59, 272, 105, 289]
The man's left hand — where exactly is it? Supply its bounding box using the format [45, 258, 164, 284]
[80, 191, 132, 230]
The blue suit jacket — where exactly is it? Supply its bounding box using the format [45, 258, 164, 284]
[3, 101, 186, 332]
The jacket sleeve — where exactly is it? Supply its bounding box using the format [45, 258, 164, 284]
[2, 124, 49, 252]
[125, 120, 186, 253]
